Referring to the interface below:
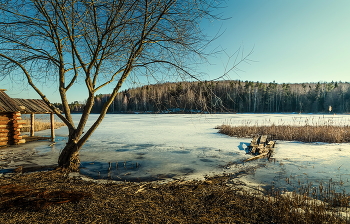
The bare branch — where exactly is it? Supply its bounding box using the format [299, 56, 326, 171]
[0, 0, 239, 170]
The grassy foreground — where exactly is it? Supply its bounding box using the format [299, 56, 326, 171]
[0, 170, 347, 223]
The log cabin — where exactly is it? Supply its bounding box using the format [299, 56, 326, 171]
[0, 89, 56, 146]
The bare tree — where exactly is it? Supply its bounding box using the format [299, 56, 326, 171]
[0, 0, 231, 171]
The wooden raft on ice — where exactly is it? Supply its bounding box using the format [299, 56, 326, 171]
[245, 135, 275, 162]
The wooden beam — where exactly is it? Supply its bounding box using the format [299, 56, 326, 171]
[246, 135, 275, 162]
[30, 113, 35, 137]
[50, 113, 55, 142]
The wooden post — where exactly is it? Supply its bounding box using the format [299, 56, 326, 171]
[50, 113, 55, 142]
[30, 113, 35, 137]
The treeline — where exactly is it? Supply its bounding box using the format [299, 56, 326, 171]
[56, 80, 350, 114]
[53, 101, 84, 113]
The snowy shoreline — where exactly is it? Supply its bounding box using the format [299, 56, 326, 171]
[1, 113, 350, 193]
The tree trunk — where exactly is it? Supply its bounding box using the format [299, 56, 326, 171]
[58, 138, 81, 171]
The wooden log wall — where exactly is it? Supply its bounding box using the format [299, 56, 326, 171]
[0, 112, 26, 146]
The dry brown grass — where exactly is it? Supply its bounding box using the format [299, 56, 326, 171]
[21, 118, 65, 133]
[0, 171, 347, 223]
[216, 118, 350, 143]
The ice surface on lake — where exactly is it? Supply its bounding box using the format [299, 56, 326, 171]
[71, 114, 257, 181]
[8, 113, 350, 192]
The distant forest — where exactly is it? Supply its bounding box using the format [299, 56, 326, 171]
[57, 80, 350, 114]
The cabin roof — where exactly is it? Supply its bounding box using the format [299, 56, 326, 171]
[0, 89, 54, 114]
[12, 98, 53, 114]
[0, 90, 21, 112]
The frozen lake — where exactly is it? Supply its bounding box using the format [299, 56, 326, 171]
[4, 113, 350, 193]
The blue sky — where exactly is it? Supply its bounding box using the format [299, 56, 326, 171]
[203, 0, 350, 83]
[2, 0, 350, 102]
